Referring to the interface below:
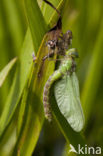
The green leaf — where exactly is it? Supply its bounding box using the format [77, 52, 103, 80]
[17, 85, 29, 135]
[1, 0, 26, 55]
[12, 0, 64, 155]
[0, 0, 26, 109]
[54, 73, 84, 132]
[81, 20, 103, 122]
[0, 30, 34, 137]
[13, 33, 57, 156]
[0, 0, 49, 138]
[0, 58, 17, 87]
[24, 0, 48, 53]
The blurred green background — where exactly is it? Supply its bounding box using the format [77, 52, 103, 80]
[0, 0, 103, 155]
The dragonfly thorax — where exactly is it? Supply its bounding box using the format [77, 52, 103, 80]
[65, 48, 79, 58]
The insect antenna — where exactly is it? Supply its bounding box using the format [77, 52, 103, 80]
[43, 0, 61, 17]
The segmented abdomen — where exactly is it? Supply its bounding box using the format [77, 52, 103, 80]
[43, 70, 61, 122]
[43, 75, 52, 122]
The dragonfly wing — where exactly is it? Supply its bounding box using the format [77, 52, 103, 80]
[54, 73, 85, 132]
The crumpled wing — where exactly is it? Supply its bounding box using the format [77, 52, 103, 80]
[54, 72, 85, 132]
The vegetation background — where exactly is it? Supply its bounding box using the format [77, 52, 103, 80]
[0, 0, 103, 155]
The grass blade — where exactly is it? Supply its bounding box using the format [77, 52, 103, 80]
[24, 0, 48, 53]
[0, 30, 33, 137]
[12, 1, 64, 155]
[81, 20, 103, 122]
[0, 58, 17, 87]
[0, 0, 48, 138]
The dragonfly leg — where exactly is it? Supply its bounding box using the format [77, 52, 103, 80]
[42, 50, 55, 61]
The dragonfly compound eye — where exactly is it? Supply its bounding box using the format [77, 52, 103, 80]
[66, 48, 79, 58]
[69, 51, 79, 58]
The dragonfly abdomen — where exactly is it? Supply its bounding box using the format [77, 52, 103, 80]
[43, 76, 52, 122]
[43, 71, 62, 122]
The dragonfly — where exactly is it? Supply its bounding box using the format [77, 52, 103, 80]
[43, 48, 85, 132]
[42, 0, 85, 132]
[32, 0, 84, 131]
[43, 48, 78, 121]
